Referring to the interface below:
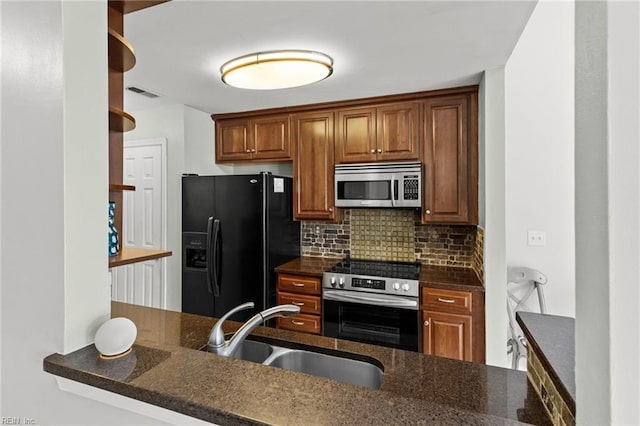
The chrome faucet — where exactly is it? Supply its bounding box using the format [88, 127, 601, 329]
[207, 302, 300, 357]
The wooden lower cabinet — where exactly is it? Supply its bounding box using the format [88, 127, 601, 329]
[276, 313, 321, 334]
[420, 287, 485, 363]
[422, 310, 472, 361]
[276, 273, 322, 335]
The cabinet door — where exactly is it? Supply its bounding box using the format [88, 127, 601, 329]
[251, 114, 291, 160]
[377, 101, 420, 161]
[292, 111, 336, 220]
[422, 310, 472, 361]
[335, 107, 377, 163]
[215, 118, 251, 162]
[423, 95, 476, 223]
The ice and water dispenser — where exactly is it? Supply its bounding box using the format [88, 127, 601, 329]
[183, 232, 208, 270]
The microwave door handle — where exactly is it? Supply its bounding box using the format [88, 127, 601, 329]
[390, 176, 396, 207]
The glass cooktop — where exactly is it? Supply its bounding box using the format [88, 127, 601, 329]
[327, 258, 421, 280]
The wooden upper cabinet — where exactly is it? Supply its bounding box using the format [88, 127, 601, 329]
[216, 118, 251, 161]
[215, 114, 291, 162]
[377, 102, 420, 161]
[335, 102, 420, 164]
[422, 94, 478, 224]
[251, 114, 290, 160]
[292, 111, 336, 221]
[335, 107, 377, 163]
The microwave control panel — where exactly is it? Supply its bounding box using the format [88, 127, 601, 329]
[403, 175, 420, 200]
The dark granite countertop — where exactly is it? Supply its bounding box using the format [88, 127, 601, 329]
[419, 264, 484, 292]
[44, 302, 550, 425]
[275, 256, 485, 292]
[516, 312, 575, 414]
[274, 256, 341, 276]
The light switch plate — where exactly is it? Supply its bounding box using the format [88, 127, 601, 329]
[527, 230, 547, 247]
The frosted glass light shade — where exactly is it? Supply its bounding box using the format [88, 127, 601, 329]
[221, 50, 333, 90]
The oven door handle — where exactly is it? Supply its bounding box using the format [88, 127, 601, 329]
[323, 290, 418, 310]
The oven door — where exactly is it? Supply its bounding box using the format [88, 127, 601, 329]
[323, 290, 419, 351]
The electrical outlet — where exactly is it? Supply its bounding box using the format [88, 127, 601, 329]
[527, 230, 547, 247]
[315, 225, 321, 234]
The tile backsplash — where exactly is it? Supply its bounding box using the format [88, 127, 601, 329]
[301, 209, 482, 270]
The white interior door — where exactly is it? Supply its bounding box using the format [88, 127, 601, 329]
[111, 138, 167, 308]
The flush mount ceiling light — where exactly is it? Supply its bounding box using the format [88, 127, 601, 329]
[220, 50, 333, 90]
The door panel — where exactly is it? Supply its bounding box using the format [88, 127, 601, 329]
[216, 119, 251, 161]
[335, 107, 376, 163]
[213, 175, 264, 320]
[252, 115, 290, 160]
[423, 96, 470, 223]
[377, 102, 420, 160]
[112, 142, 165, 309]
[292, 111, 336, 220]
[422, 310, 472, 361]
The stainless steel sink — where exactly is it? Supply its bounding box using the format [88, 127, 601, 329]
[203, 337, 273, 364]
[229, 339, 274, 363]
[263, 348, 383, 389]
[204, 335, 383, 389]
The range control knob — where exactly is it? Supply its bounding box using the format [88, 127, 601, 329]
[330, 276, 337, 288]
[393, 282, 400, 291]
[338, 277, 346, 288]
[402, 283, 410, 292]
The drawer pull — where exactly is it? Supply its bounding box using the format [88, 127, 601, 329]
[291, 320, 305, 326]
[437, 298, 456, 304]
[292, 282, 305, 287]
[291, 301, 305, 306]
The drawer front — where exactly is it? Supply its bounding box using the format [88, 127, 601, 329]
[277, 274, 321, 295]
[277, 291, 321, 315]
[276, 313, 321, 335]
[422, 287, 472, 313]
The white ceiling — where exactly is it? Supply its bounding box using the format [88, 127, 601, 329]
[123, 0, 536, 115]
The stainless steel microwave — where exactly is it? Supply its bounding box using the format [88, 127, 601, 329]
[335, 162, 422, 208]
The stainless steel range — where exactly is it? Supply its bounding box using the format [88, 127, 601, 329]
[322, 258, 421, 351]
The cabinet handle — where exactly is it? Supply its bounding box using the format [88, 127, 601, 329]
[291, 320, 305, 326]
[424, 320, 430, 326]
[370, 149, 376, 153]
[246, 149, 251, 153]
[329, 207, 333, 212]
[251, 149, 256, 153]
[377, 148, 382, 153]
[292, 282, 305, 287]
[291, 301, 305, 306]
[437, 298, 455, 304]
[425, 209, 432, 215]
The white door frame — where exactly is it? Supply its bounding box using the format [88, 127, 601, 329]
[124, 137, 168, 308]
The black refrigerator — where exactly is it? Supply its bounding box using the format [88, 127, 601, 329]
[182, 173, 300, 322]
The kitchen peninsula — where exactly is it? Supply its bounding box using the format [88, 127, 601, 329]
[44, 301, 550, 425]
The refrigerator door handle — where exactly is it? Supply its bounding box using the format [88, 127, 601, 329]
[205, 217, 215, 294]
[212, 218, 222, 297]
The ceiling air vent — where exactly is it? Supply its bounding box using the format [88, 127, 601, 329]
[126, 86, 160, 99]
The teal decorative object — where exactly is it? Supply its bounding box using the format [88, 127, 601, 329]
[108, 201, 120, 257]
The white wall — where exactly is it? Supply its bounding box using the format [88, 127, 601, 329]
[184, 106, 233, 175]
[504, 0, 576, 317]
[481, 68, 508, 368]
[607, 3, 640, 421]
[0, 1, 158, 423]
[575, 1, 640, 423]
